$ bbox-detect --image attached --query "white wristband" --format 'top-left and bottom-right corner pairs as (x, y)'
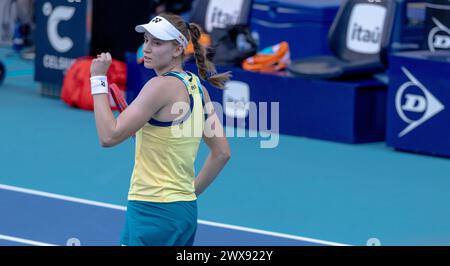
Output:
(90, 76), (108, 95)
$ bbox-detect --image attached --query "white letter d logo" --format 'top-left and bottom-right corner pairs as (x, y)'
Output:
(402, 94), (426, 113)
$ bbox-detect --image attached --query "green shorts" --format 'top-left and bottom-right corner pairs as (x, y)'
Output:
(120, 200), (197, 246)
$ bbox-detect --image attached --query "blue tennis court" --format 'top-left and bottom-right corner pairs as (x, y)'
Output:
(0, 184), (340, 246)
(2, 44), (450, 247)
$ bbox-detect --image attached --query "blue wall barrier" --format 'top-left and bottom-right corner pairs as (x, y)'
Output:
(126, 53), (387, 144)
(387, 50), (450, 157)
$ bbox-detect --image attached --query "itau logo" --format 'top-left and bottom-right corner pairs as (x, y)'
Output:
(43, 2), (75, 53)
(346, 3), (386, 54)
(395, 67), (445, 137)
(428, 17), (450, 51)
(205, 0), (243, 32)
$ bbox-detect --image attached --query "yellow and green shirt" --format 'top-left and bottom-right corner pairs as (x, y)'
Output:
(128, 71), (205, 203)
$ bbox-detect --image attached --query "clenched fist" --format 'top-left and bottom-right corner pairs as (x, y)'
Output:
(91, 52), (112, 76)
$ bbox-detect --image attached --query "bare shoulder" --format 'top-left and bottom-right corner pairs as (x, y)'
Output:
(139, 76), (177, 99)
(147, 75), (186, 93)
(130, 77), (173, 110)
(142, 76), (167, 92)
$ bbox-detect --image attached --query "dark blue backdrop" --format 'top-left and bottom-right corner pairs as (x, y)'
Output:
(387, 51), (450, 157)
(34, 0), (90, 85)
(125, 53), (387, 144)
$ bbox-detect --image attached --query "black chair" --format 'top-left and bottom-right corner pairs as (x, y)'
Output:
(287, 0), (397, 80)
(189, 0), (253, 33)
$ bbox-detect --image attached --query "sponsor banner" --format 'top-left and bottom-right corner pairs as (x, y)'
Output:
(35, 0), (90, 84)
(387, 52), (450, 157)
(205, 0), (244, 32)
(346, 3), (386, 54)
(425, 2), (450, 52)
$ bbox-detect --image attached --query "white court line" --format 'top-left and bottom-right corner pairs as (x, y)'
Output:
(0, 234), (57, 246)
(0, 184), (349, 246)
(0, 184), (126, 211)
(198, 220), (349, 246)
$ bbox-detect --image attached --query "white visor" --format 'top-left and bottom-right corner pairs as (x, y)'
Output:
(135, 16), (189, 49)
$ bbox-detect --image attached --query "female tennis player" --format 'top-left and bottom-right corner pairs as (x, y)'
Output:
(90, 13), (231, 246)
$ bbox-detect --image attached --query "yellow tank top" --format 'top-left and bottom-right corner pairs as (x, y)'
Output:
(128, 71), (205, 202)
